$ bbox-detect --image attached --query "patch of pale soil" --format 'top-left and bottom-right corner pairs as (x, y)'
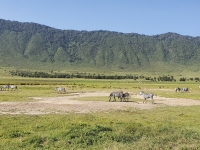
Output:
(0, 91), (200, 115)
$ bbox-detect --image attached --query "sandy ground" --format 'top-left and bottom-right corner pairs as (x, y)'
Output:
(1, 91), (200, 115)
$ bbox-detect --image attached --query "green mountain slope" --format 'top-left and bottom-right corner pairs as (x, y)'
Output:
(0, 19), (200, 73)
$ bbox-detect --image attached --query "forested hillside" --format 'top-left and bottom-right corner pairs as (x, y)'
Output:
(1, 19), (200, 72)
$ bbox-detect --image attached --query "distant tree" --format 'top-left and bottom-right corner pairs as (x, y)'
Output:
(180, 77), (186, 81)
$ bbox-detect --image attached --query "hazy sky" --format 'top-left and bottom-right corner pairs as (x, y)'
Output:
(0, 0), (199, 37)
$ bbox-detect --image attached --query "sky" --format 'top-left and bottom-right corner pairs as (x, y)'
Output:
(0, 0), (200, 37)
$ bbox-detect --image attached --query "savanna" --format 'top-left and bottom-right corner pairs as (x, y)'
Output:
(1, 77), (200, 149)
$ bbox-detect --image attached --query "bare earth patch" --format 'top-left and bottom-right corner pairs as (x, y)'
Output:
(1, 91), (200, 115)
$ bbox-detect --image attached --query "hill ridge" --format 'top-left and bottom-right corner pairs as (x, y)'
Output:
(0, 19), (200, 73)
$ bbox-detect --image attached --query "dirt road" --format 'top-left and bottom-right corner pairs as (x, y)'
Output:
(0, 91), (200, 115)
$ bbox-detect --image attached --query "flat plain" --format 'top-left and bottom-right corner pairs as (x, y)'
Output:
(1, 77), (200, 149)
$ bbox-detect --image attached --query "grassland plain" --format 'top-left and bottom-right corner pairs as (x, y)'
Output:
(1, 107), (200, 149)
(1, 77), (200, 149)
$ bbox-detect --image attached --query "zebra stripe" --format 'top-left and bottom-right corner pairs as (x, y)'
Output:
(55, 87), (66, 93)
(1, 85), (9, 91)
(140, 91), (154, 103)
(9, 85), (18, 91)
(109, 90), (123, 102)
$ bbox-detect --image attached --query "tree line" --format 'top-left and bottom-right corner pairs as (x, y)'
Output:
(10, 70), (197, 82)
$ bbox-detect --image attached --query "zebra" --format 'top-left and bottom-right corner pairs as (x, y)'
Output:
(108, 90), (123, 102)
(139, 91), (154, 103)
(9, 85), (18, 91)
(122, 92), (130, 102)
(1, 85), (9, 91)
(182, 87), (188, 92)
(175, 87), (188, 92)
(55, 87), (66, 93)
(175, 87), (181, 92)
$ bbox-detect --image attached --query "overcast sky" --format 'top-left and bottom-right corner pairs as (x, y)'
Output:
(0, 0), (199, 37)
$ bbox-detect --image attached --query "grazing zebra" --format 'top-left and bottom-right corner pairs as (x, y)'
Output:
(175, 87), (188, 92)
(55, 87), (66, 93)
(175, 87), (181, 92)
(139, 91), (154, 103)
(122, 92), (130, 102)
(182, 87), (188, 92)
(1, 85), (9, 91)
(9, 85), (18, 91)
(109, 91), (123, 102)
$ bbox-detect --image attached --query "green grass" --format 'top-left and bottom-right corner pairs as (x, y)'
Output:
(1, 77), (200, 149)
(1, 106), (200, 149)
(0, 85), (69, 102)
(1, 77), (200, 102)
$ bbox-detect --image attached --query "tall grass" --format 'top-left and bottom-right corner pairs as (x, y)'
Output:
(1, 106), (200, 149)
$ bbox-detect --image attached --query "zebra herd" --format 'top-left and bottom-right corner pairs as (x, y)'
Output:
(109, 86), (190, 104)
(108, 91), (130, 102)
(1, 84), (192, 104)
(175, 87), (189, 92)
(0, 84), (18, 91)
(0, 84), (154, 103)
(0, 85), (66, 93)
(108, 90), (155, 103)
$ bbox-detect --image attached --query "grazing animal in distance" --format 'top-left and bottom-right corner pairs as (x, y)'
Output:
(9, 85), (18, 91)
(175, 87), (181, 92)
(175, 87), (188, 92)
(139, 91), (154, 103)
(122, 92), (130, 102)
(55, 87), (66, 93)
(182, 87), (188, 92)
(1, 85), (9, 91)
(109, 90), (123, 102)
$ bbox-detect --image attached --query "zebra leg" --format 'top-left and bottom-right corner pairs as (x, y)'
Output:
(113, 96), (116, 102)
(123, 97), (126, 102)
(151, 98), (154, 103)
(109, 96), (111, 101)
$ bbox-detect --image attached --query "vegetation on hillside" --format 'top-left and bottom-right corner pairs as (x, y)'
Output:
(1, 19), (200, 72)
